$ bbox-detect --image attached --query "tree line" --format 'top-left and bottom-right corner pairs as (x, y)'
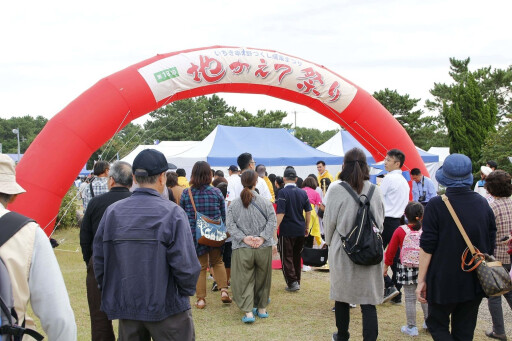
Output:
(1, 57), (511, 174)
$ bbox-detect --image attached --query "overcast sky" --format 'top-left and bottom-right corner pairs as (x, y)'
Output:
(1, 0), (510, 131)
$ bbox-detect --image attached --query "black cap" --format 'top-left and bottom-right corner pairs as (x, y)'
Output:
(132, 149), (168, 177)
(228, 165), (239, 172)
(284, 168), (297, 179)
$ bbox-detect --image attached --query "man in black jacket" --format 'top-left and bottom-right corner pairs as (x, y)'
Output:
(80, 160), (133, 341)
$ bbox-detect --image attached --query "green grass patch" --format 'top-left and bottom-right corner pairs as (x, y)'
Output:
(30, 228), (493, 340)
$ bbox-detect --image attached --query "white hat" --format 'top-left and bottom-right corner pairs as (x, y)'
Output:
(480, 166), (493, 177)
(0, 154), (26, 195)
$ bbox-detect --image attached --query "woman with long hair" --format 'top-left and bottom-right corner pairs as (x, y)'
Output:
(180, 161), (231, 309)
(323, 148), (385, 341)
(226, 170), (277, 323)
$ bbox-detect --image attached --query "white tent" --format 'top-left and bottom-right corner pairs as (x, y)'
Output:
(121, 141), (199, 165)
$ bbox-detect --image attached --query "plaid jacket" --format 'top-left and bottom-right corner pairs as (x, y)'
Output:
(82, 177), (109, 210)
(489, 196), (512, 264)
(180, 185), (226, 256)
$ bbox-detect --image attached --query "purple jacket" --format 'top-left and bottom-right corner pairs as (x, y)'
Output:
(93, 188), (200, 321)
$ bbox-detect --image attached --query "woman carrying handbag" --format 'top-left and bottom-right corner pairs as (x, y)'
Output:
(416, 154), (497, 340)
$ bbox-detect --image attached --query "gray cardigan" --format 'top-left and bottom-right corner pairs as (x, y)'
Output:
(323, 180), (385, 305)
(226, 191), (277, 250)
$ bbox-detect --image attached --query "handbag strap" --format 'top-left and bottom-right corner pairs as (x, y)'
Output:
(340, 182), (375, 204)
(187, 187), (197, 219)
(251, 201), (268, 222)
(441, 194), (477, 255)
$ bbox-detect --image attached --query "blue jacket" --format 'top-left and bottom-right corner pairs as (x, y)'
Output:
(93, 188), (201, 321)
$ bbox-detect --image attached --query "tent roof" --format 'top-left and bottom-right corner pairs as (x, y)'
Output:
(318, 131), (439, 163)
(427, 147), (450, 163)
(121, 141), (199, 165)
(170, 125), (343, 167)
(317, 131), (375, 163)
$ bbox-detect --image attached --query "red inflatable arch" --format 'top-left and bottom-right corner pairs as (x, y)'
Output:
(11, 46), (427, 235)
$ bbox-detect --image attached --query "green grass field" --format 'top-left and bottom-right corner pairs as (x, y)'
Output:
(34, 227), (500, 340)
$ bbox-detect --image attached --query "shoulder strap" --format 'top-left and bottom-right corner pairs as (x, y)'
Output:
(187, 187), (197, 219)
(89, 178), (95, 198)
(340, 182), (375, 203)
(251, 201), (268, 222)
(0, 212), (34, 248)
(441, 194), (477, 255)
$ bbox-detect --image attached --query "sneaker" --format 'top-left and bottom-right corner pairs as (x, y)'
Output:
(285, 281), (300, 292)
(391, 294), (402, 304)
(383, 286), (399, 303)
(485, 330), (508, 340)
(349, 303), (357, 308)
(302, 265), (311, 272)
(332, 306), (335, 312)
(423, 321), (428, 332)
(401, 326), (419, 336)
(332, 332), (338, 341)
(211, 281), (218, 292)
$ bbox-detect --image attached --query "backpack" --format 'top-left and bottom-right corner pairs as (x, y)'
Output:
(338, 182), (383, 266)
(0, 212), (44, 341)
(399, 225), (422, 268)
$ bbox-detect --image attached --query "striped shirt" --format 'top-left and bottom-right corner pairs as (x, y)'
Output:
(489, 196), (512, 264)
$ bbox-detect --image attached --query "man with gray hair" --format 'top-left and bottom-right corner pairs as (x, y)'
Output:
(94, 149), (200, 340)
(80, 160), (133, 341)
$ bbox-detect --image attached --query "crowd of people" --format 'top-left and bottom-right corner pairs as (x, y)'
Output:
(1, 146), (511, 341)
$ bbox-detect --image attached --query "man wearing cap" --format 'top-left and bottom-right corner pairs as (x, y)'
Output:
(276, 167), (312, 292)
(93, 149), (201, 340)
(80, 161), (133, 341)
(228, 165), (239, 177)
(474, 165), (493, 199)
(417, 153), (496, 340)
(0, 154), (76, 340)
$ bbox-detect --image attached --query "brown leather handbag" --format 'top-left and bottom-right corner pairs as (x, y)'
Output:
(442, 194), (512, 296)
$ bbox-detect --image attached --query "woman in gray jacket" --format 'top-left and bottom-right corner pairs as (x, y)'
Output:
(226, 170), (277, 323)
(324, 148), (385, 341)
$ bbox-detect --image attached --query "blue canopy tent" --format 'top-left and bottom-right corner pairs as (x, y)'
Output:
(169, 125), (344, 178)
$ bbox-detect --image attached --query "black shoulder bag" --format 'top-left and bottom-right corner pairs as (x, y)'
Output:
(338, 182), (383, 266)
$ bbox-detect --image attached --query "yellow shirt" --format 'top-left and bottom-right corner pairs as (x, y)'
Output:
(263, 176), (275, 202)
(304, 204), (323, 246)
(177, 176), (189, 188)
(318, 170), (334, 183)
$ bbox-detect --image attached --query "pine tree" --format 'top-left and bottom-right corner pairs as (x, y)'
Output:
(442, 74), (497, 171)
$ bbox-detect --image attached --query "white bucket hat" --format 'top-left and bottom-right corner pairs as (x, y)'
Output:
(0, 154), (26, 195)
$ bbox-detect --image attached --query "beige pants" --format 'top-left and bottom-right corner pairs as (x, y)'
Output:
(231, 246), (272, 313)
(196, 247), (227, 299)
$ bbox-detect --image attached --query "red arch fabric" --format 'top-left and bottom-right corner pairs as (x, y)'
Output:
(10, 46), (426, 235)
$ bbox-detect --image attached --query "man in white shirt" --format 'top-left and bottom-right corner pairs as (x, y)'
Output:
(226, 153), (271, 204)
(380, 149), (410, 303)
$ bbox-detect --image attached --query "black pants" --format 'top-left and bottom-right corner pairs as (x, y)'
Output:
(278, 235), (304, 286)
(382, 217), (402, 294)
(335, 301), (378, 341)
(427, 297), (483, 341)
(86, 259), (115, 341)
